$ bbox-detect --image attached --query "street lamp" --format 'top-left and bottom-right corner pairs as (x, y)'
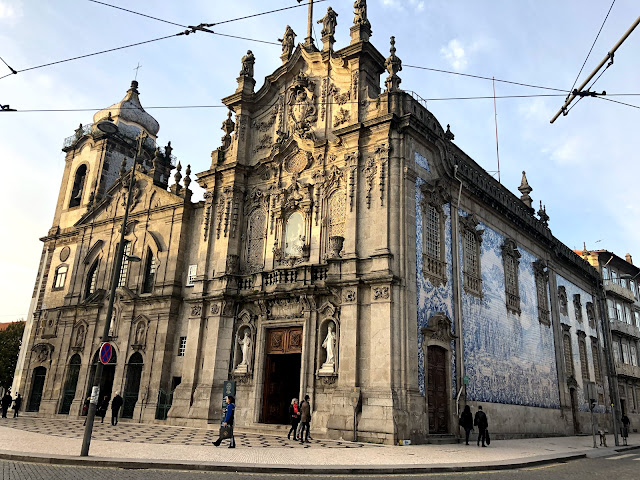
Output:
(80, 117), (147, 456)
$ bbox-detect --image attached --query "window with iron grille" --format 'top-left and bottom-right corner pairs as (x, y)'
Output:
(460, 214), (483, 297)
(502, 239), (521, 314)
(420, 181), (448, 286)
(578, 335), (589, 380)
(563, 334), (574, 377)
(533, 260), (550, 325)
(591, 343), (602, 383)
(178, 336), (187, 356)
(117, 242), (131, 287)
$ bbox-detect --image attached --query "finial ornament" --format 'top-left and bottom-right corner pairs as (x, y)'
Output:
(221, 110), (235, 149)
(444, 124), (455, 141)
(384, 36), (402, 92)
(537, 200), (549, 227)
(239, 50), (255, 78)
(279, 25), (296, 63)
(184, 164), (191, 190)
(174, 161), (182, 186)
(518, 170), (533, 208)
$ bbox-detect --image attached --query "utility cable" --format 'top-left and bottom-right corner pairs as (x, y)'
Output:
(0, 55), (17, 75)
(404, 64), (569, 93)
(87, 0), (187, 28)
(596, 96), (640, 110)
(568, 0), (616, 95)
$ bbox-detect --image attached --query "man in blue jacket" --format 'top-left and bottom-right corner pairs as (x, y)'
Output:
(213, 395), (236, 448)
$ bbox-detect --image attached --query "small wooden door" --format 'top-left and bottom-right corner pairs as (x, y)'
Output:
(427, 346), (448, 433)
(262, 327), (302, 424)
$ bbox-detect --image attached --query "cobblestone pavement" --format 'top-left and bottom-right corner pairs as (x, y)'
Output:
(1, 417), (375, 449)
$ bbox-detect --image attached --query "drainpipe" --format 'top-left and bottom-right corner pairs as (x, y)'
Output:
(452, 165), (465, 407)
(598, 280), (620, 446)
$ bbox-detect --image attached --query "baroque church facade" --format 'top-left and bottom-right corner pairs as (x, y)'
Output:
(13, 1), (614, 444)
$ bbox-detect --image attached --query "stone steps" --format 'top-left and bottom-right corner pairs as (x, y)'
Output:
(424, 434), (459, 445)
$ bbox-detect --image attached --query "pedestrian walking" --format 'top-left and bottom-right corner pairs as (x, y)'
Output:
(621, 413), (630, 446)
(213, 395), (236, 448)
(97, 395), (109, 423)
(473, 405), (488, 447)
(1, 391), (12, 418)
(299, 394), (311, 444)
(288, 398), (300, 440)
(459, 405), (474, 445)
(12, 394), (21, 418)
(111, 391), (123, 426)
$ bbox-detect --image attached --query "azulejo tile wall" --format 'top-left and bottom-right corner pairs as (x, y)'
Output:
(459, 215), (560, 409)
(415, 152), (455, 397)
(555, 275), (603, 413)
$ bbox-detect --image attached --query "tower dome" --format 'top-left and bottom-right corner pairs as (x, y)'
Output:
(93, 80), (160, 137)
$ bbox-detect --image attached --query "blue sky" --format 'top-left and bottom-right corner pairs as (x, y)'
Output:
(1, 0), (639, 322)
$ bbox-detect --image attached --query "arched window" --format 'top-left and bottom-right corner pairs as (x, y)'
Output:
(69, 164), (87, 208)
(142, 247), (156, 294)
(122, 352), (144, 418)
(117, 242), (131, 287)
(60, 354), (81, 414)
(284, 212), (305, 257)
(85, 259), (99, 298)
(53, 265), (68, 289)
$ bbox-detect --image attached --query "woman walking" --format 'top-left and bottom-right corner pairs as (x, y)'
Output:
(459, 405), (474, 445)
(213, 395), (236, 448)
(288, 398), (300, 440)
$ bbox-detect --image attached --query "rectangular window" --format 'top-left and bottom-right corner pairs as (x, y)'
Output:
(602, 266), (609, 280)
(625, 305), (632, 325)
(579, 339), (589, 380)
(635, 311), (640, 328)
(592, 344), (602, 383)
(461, 220), (483, 297)
(616, 303), (624, 322)
(117, 242), (131, 287)
(178, 336), (187, 356)
(563, 334), (574, 377)
(54, 265), (68, 289)
(608, 299), (616, 322)
(631, 343), (638, 367)
(613, 341), (620, 363)
(631, 280), (637, 299)
(186, 264), (197, 286)
(142, 251), (156, 294)
(425, 205), (441, 259)
(621, 341), (630, 364)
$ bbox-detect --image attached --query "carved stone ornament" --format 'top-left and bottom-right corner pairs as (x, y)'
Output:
(268, 298), (303, 319)
(421, 313), (456, 345)
(211, 303), (220, 315)
(190, 305), (203, 317)
(558, 286), (568, 316)
(72, 322), (87, 351)
(32, 343), (54, 363)
(287, 72), (318, 140)
(343, 289), (357, 304)
(284, 149), (312, 174)
(372, 285), (390, 300)
(328, 236), (344, 259)
(226, 254), (240, 275)
(278, 25), (296, 62)
(321, 375), (338, 385)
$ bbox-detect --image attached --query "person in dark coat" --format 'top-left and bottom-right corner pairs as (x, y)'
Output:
(1, 392), (12, 418)
(213, 395), (236, 448)
(299, 395), (311, 444)
(12, 394), (22, 418)
(459, 405), (474, 445)
(97, 395), (109, 423)
(288, 398), (300, 440)
(621, 414), (630, 446)
(111, 391), (123, 426)
(473, 405), (488, 447)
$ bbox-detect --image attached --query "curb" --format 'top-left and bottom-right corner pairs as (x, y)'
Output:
(0, 450), (587, 474)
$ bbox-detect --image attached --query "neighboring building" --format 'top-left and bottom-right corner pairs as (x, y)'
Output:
(578, 247), (640, 428)
(13, 2), (611, 443)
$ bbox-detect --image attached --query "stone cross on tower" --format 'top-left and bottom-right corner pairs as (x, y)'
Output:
(133, 63), (142, 80)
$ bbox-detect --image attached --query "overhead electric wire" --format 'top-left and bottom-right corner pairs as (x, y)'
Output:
(87, 0), (187, 28)
(0, 55), (17, 75)
(568, 0), (616, 95)
(404, 64), (569, 93)
(596, 96), (640, 110)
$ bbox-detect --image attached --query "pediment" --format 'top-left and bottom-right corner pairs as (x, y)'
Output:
(75, 173), (184, 226)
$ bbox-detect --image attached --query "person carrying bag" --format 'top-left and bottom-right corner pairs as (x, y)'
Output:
(213, 395), (236, 448)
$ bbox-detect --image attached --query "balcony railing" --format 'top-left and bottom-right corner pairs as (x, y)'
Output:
(610, 319), (640, 339)
(614, 361), (640, 380)
(236, 265), (330, 292)
(604, 280), (635, 302)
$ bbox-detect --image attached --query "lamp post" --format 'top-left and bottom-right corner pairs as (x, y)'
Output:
(80, 119), (146, 456)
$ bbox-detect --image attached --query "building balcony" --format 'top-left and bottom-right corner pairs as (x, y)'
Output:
(604, 280), (636, 302)
(234, 264), (330, 294)
(614, 361), (640, 380)
(610, 319), (640, 339)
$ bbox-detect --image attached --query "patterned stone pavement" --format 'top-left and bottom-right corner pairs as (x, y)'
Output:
(1, 417), (375, 449)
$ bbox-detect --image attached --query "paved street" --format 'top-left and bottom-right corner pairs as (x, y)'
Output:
(2, 454), (640, 479)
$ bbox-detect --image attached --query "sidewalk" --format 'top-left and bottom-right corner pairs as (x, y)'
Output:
(0, 417), (637, 473)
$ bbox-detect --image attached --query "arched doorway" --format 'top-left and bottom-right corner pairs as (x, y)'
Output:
(122, 352), (143, 419)
(86, 348), (117, 402)
(27, 366), (47, 412)
(59, 354), (81, 414)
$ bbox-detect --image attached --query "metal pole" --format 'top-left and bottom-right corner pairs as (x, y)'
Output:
(551, 15), (640, 123)
(591, 404), (597, 448)
(80, 132), (145, 456)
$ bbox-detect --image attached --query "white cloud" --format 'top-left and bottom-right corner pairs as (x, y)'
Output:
(549, 136), (586, 166)
(382, 0), (425, 12)
(440, 39), (468, 70)
(0, 1), (22, 20)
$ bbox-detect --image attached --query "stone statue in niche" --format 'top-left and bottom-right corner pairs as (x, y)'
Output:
(134, 322), (145, 345)
(319, 323), (336, 374)
(318, 7), (338, 37)
(74, 324), (85, 348)
(239, 50), (255, 78)
(235, 329), (252, 374)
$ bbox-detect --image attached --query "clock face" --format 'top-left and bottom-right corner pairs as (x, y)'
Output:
(60, 246), (70, 262)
